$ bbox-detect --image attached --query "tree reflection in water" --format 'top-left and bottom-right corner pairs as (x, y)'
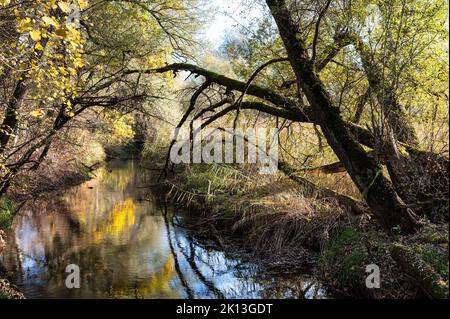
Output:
(1, 160), (326, 299)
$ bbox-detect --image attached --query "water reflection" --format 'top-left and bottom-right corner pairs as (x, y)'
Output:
(1, 160), (326, 299)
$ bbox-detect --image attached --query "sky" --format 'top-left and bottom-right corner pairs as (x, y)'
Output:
(199, 0), (265, 50)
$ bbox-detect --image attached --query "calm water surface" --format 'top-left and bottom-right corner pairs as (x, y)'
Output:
(1, 160), (325, 299)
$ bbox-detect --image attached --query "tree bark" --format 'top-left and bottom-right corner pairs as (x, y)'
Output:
(1, 38), (49, 155)
(0, 78), (27, 154)
(154, 65), (378, 149)
(350, 33), (419, 147)
(266, 0), (420, 233)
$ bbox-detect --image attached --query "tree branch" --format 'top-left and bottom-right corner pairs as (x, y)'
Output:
(311, 0), (332, 64)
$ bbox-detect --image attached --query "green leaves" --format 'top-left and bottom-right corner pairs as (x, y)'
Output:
(29, 109), (45, 118)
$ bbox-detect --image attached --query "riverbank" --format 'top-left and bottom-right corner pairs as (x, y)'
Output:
(0, 229), (24, 299)
(164, 163), (449, 299)
(0, 171), (95, 299)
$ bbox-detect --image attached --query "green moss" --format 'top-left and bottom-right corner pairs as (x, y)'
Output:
(406, 225), (449, 281)
(319, 227), (395, 294)
(320, 228), (371, 286)
(413, 244), (449, 281)
(390, 244), (448, 299)
(0, 197), (14, 230)
(0, 291), (10, 299)
(416, 226), (448, 244)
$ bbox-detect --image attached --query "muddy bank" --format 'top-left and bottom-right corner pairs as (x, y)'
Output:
(0, 231), (24, 299)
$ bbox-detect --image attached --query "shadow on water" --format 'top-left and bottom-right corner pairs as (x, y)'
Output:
(0, 160), (327, 299)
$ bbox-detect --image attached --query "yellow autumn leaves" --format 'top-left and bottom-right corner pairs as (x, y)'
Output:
(35, 42), (44, 50)
(28, 26), (44, 50)
(57, 0), (89, 13)
(29, 110), (45, 118)
(57, 0), (70, 12)
(12, 1), (89, 119)
(29, 30), (42, 41)
(111, 115), (135, 142)
(42, 16), (59, 28)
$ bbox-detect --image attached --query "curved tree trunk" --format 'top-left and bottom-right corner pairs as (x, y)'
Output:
(349, 33), (448, 214)
(266, 0), (420, 233)
(0, 78), (27, 154)
(351, 34), (419, 147)
(1, 38), (49, 156)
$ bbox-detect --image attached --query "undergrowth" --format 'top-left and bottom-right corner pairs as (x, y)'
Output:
(319, 224), (449, 298)
(167, 161), (449, 299)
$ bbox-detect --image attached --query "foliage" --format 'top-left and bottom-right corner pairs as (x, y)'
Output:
(1, 1), (87, 111)
(0, 197), (14, 230)
(1, 0), (199, 194)
(320, 228), (373, 287)
(0, 0), (448, 299)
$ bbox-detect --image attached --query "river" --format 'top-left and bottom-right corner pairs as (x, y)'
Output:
(1, 160), (326, 299)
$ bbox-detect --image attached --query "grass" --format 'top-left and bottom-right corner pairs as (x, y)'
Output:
(417, 245), (449, 280)
(319, 228), (373, 290)
(169, 163), (353, 254)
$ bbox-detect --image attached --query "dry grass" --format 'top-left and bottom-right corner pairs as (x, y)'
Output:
(232, 191), (352, 253)
(308, 172), (361, 199)
(172, 167), (360, 254)
(169, 162), (367, 255)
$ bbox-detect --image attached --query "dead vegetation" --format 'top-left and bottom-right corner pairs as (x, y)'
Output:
(163, 161), (448, 299)
(231, 185), (351, 253)
(8, 130), (105, 201)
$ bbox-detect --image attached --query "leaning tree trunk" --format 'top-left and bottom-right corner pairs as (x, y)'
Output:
(351, 33), (448, 217)
(0, 78), (27, 154)
(352, 34), (419, 147)
(266, 0), (420, 233)
(0, 38), (49, 155)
